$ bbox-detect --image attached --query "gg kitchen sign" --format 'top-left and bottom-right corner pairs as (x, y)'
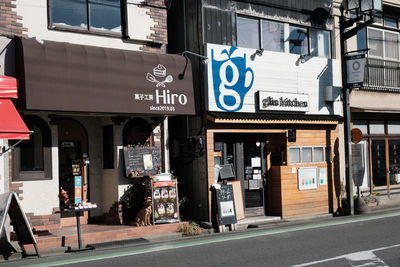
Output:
(206, 43), (327, 113)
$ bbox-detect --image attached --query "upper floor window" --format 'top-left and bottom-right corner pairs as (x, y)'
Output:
(367, 28), (399, 60)
(237, 16), (331, 58)
(237, 16), (260, 49)
(50, 0), (121, 34)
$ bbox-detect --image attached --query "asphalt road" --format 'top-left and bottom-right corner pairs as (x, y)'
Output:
(3, 210), (400, 267)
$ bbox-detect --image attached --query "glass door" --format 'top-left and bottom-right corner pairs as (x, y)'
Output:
(389, 140), (400, 185)
(371, 140), (387, 186)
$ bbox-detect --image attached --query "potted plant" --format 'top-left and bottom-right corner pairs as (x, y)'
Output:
(361, 191), (380, 207)
(390, 165), (400, 184)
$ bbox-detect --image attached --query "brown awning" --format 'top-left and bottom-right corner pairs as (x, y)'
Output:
(16, 38), (195, 115)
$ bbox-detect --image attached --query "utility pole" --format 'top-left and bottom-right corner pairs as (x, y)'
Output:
(338, 0), (380, 215)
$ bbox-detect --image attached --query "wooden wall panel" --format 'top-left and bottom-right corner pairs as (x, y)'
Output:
(206, 131), (215, 222)
(282, 126), (340, 219)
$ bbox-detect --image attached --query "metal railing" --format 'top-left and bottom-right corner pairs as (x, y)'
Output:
(363, 57), (400, 91)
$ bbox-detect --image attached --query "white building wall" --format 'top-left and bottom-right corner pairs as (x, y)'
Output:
(14, 116), (59, 215)
(15, 0), (156, 51)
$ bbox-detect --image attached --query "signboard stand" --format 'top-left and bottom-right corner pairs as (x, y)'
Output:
(212, 183), (237, 232)
(0, 192), (39, 258)
(152, 180), (180, 224)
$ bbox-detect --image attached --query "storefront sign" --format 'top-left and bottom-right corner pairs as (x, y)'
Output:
(298, 167), (318, 190)
(18, 38), (195, 115)
(206, 43), (340, 114)
(74, 176), (82, 204)
(258, 92), (309, 112)
(152, 180), (179, 224)
(346, 54), (366, 88)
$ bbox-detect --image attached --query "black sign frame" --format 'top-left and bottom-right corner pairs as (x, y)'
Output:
(215, 184), (237, 226)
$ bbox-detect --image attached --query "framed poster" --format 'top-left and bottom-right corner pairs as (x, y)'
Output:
(319, 168), (327, 185)
(298, 167), (318, 190)
(152, 180), (179, 224)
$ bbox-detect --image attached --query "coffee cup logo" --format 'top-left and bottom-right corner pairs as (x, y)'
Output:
(211, 47), (254, 111)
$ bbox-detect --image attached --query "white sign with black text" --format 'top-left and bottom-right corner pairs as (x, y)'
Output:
(346, 54), (366, 88)
(258, 91), (309, 112)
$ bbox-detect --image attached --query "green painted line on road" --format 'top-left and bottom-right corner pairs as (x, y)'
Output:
(23, 210), (400, 267)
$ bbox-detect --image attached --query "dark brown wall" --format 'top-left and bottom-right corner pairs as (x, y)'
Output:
(0, 0), (26, 37)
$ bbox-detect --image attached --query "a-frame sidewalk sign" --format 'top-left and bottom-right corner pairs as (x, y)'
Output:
(0, 192), (39, 258)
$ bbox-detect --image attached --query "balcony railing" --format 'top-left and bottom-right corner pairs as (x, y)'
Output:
(363, 57), (400, 91)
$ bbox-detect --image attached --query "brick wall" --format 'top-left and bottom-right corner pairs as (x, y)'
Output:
(141, 0), (168, 53)
(0, 0), (27, 37)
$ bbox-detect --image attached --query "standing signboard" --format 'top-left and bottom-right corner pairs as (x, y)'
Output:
(0, 192), (39, 257)
(214, 184), (237, 227)
(152, 180), (179, 224)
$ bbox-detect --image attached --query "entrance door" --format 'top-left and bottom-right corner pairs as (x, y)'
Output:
(57, 119), (88, 212)
(242, 139), (267, 217)
(59, 140), (82, 204)
(215, 134), (267, 216)
(371, 140), (387, 187)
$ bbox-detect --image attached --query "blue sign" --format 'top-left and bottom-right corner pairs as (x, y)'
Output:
(75, 176), (82, 204)
(211, 46), (254, 112)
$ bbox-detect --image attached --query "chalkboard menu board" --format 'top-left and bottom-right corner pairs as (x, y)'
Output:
(215, 184), (237, 226)
(152, 180), (179, 224)
(123, 146), (161, 177)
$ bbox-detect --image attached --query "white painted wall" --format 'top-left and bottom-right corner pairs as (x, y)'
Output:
(206, 43), (342, 115)
(127, 0), (154, 41)
(15, 0), (150, 51)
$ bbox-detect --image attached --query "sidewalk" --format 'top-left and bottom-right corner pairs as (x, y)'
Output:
(2, 198), (400, 262)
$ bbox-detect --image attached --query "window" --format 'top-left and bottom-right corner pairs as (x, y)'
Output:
(237, 16), (260, 49)
(310, 29), (331, 57)
(314, 147), (324, 162)
(13, 116), (52, 181)
(289, 25), (308, 55)
(370, 120), (385, 134)
(123, 118), (153, 147)
(368, 28), (384, 57)
(384, 16), (398, 28)
(289, 147), (327, 164)
(50, 0), (121, 34)
(289, 148), (301, 163)
(103, 125), (114, 169)
(262, 20), (284, 52)
(237, 16), (330, 58)
(301, 147), (312, 163)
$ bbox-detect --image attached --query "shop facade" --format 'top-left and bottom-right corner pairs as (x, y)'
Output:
(168, 0), (345, 221)
(204, 44), (342, 219)
(335, 0), (400, 200)
(8, 36), (194, 228)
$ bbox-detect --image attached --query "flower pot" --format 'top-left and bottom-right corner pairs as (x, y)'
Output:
(390, 174), (400, 184)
